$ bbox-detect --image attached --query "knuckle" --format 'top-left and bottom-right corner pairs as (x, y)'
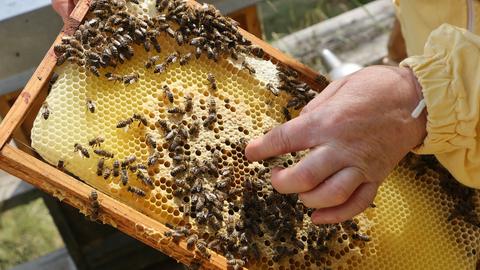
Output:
(330, 181), (350, 205)
(271, 127), (292, 153)
(296, 166), (318, 190)
(298, 193), (316, 209)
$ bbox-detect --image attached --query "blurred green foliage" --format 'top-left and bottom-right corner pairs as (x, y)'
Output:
(0, 199), (63, 270)
(259, 0), (375, 41)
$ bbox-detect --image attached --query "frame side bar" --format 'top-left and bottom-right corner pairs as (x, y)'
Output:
(0, 145), (228, 269)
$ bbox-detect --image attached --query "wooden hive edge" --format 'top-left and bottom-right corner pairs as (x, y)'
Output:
(0, 144), (228, 269)
(0, 0), (330, 268)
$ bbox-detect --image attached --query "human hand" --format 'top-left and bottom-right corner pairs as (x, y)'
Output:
(51, 0), (78, 23)
(246, 66), (427, 224)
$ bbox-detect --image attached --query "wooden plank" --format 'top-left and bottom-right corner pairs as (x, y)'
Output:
(0, 145), (229, 270)
(229, 5), (262, 38)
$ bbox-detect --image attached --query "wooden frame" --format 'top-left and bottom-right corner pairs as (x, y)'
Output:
(0, 1), (328, 269)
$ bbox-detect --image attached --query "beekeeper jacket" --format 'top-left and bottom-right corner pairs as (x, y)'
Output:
(394, 0), (480, 188)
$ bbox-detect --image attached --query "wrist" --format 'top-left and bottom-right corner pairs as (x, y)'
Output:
(402, 67), (427, 148)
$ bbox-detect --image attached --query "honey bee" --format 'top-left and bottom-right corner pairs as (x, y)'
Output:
(88, 136), (105, 147)
(153, 63), (167, 74)
(74, 143), (90, 158)
(171, 164), (187, 176)
(292, 239), (305, 250)
(282, 107), (292, 121)
(186, 234), (198, 249)
(168, 107), (185, 115)
(208, 216), (222, 230)
(207, 239), (222, 251)
(195, 47), (202, 59)
(127, 186), (146, 197)
(208, 98), (217, 114)
(175, 31), (184, 45)
(207, 73), (217, 90)
(242, 61), (256, 75)
(90, 190), (100, 221)
(54, 44), (67, 55)
(103, 168), (112, 179)
(203, 114), (217, 128)
(41, 102), (50, 120)
(166, 27), (176, 38)
(266, 83), (280, 96)
(136, 170), (154, 188)
(57, 160), (66, 171)
(56, 53), (68, 66)
(195, 239), (211, 259)
(117, 118), (133, 129)
(145, 133), (157, 149)
(48, 73), (59, 91)
(190, 37), (206, 47)
(206, 46), (216, 60)
(112, 160), (120, 177)
(352, 233), (370, 242)
(94, 149), (114, 158)
(227, 259), (245, 270)
(145, 55), (160, 69)
(165, 129), (177, 141)
(150, 36), (162, 53)
(191, 194), (205, 212)
(184, 94), (193, 113)
(68, 56), (86, 66)
(163, 85), (174, 103)
(177, 125), (189, 139)
(174, 178), (191, 190)
(147, 152), (160, 167)
(85, 99), (96, 113)
(172, 153), (184, 164)
(132, 113), (148, 126)
(123, 72), (140, 85)
(164, 229), (186, 244)
(191, 178), (204, 194)
(165, 52), (179, 65)
(121, 167), (128, 185)
(250, 45), (265, 58)
(179, 52), (192, 66)
(121, 155), (136, 167)
(96, 158), (105, 176)
(188, 121), (200, 137)
(105, 72), (123, 83)
(88, 65), (101, 77)
(157, 119), (170, 134)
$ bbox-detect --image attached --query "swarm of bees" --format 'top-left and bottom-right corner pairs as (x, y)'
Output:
(43, 0), (377, 269)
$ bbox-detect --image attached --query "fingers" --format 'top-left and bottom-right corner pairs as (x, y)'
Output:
(51, 0), (76, 22)
(301, 78), (348, 115)
(310, 182), (378, 224)
(299, 167), (365, 208)
(270, 146), (345, 194)
(246, 113), (318, 161)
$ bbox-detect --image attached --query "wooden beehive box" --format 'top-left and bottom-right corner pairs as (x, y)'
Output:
(0, 1), (329, 269)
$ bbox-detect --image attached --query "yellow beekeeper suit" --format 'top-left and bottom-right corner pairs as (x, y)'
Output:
(394, 0), (480, 188)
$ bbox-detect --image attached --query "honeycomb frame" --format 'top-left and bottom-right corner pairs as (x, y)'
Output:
(0, 0), (329, 269)
(4, 1), (480, 269)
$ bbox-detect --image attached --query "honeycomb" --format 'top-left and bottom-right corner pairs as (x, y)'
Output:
(29, 0), (480, 269)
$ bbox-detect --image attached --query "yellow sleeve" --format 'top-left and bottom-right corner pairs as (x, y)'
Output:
(401, 23), (480, 189)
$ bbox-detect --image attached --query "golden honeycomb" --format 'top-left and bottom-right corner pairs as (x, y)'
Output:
(30, 0), (480, 269)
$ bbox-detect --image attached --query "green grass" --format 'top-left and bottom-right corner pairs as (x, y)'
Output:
(0, 198), (64, 270)
(259, 0), (375, 41)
